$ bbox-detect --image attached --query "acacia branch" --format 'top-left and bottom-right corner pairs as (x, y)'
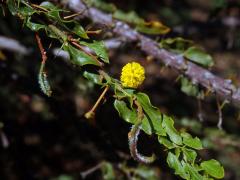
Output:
(63, 0), (240, 106)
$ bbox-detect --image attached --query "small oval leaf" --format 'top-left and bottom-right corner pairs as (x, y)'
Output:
(181, 132), (203, 150)
(80, 41), (109, 63)
(114, 100), (152, 135)
(162, 116), (182, 145)
(63, 44), (100, 66)
(184, 46), (214, 67)
(200, 159), (224, 179)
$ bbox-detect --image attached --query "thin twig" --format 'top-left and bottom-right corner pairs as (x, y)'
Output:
(86, 29), (102, 34)
(85, 86), (109, 119)
(80, 162), (104, 179)
(63, 10), (86, 19)
(216, 96), (223, 130)
(31, 3), (48, 12)
(35, 33), (47, 64)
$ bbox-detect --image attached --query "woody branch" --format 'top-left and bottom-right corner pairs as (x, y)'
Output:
(62, 0), (240, 106)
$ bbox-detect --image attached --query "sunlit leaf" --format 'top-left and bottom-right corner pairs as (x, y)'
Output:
(135, 92), (166, 136)
(201, 159), (224, 179)
(114, 100), (137, 124)
(182, 148), (197, 163)
(181, 132), (203, 150)
(158, 136), (175, 149)
(162, 116), (182, 145)
(183, 162), (203, 180)
(167, 152), (189, 179)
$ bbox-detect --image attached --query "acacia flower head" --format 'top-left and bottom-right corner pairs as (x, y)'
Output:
(120, 62), (145, 88)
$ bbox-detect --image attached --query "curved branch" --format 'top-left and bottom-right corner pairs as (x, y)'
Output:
(64, 0), (240, 106)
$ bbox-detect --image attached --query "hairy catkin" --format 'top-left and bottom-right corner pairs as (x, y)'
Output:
(128, 123), (156, 164)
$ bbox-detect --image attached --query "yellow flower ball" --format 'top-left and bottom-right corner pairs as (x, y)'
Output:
(120, 62), (145, 88)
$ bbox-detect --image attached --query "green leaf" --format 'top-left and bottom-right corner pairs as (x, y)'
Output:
(162, 116), (182, 145)
(134, 165), (159, 179)
(83, 71), (103, 85)
(80, 41), (109, 63)
(114, 87), (135, 99)
(86, 0), (116, 13)
(180, 77), (200, 97)
(181, 132), (203, 150)
(113, 10), (144, 25)
(159, 37), (193, 53)
(200, 159), (224, 179)
(114, 100), (136, 123)
(167, 152), (189, 179)
(184, 46), (214, 67)
(114, 100), (152, 135)
(40, 1), (69, 23)
(135, 92), (166, 136)
(38, 63), (52, 97)
(63, 44), (100, 66)
(182, 148), (197, 164)
(26, 18), (46, 31)
(72, 24), (89, 39)
(47, 25), (68, 42)
(141, 116), (152, 135)
(136, 21), (170, 35)
(18, 6), (36, 17)
(183, 162), (203, 180)
(47, 10), (64, 22)
(7, 0), (18, 15)
(101, 162), (116, 180)
(158, 136), (175, 149)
